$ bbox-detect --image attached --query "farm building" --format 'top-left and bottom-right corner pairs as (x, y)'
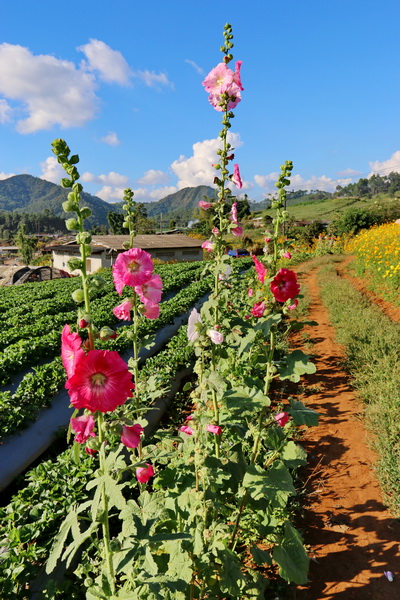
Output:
(50, 234), (204, 275)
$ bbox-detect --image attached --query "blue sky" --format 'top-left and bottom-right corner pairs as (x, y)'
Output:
(1, 0), (400, 204)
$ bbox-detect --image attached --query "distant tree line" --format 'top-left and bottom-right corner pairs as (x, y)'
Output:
(0, 209), (67, 241)
(335, 172), (400, 197)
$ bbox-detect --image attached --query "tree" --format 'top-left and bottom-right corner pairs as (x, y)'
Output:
(107, 212), (125, 234)
(15, 224), (37, 265)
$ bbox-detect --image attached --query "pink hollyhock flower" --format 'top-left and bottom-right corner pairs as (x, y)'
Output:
(136, 463), (154, 483)
(206, 424), (222, 435)
(66, 350), (134, 413)
(142, 301), (160, 320)
(70, 414), (95, 444)
(208, 329), (224, 344)
(112, 248), (154, 295)
(85, 446), (98, 457)
(202, 240), (214, 253)
(232, 164), (243, 189)
(208, 88), (241, 112)
(251, 301), (266, 318)
(121, 423), (143, 448)
(283, 251), (292, 259)
(135, 273), (163, 305)
(198, 200), (213, 210)
(180, 425), (194, 435)
(202, 62), (235, 94)
(274, 412), (290, 427)
(270, 268), (300, 303)
(252, 255), (268, 284)
(233, 60), (244, 91)
(212, 227), (220, 235)
(288, 299), (299, 311)
(61, 324), (84, 378)
(231, 225), (243, 237)
(113, 300), (133, 321)
(229, 202), (238, 223)
(248, 288), (253, 297)
(187, 308), (202, 342)
(186, 414), (194, 421)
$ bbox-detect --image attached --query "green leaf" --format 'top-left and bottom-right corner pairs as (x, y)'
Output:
(104, 474), (128, 511)
(207, 370), (225, 394)
(281, 441), (307, 468)
(237, 329), (257, 356)
(222, 386), (270, 419)
(254, 313), (282, 336)
(144, 547), (159, 576)
(288, 399), (319, 426)
(279, 350), (316, 382)
(250, 544), (272, 566)
(272, 521), (309, 584)
(243, 462), (295, 508)
(45, 509), (79, 573)
(290, 319), (318, 331)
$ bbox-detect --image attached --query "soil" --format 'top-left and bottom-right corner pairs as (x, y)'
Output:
(291, 258), (400, 600)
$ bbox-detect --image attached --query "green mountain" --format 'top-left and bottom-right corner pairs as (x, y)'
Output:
(0, 174), (119, 227)
(144, 185), (216, 221)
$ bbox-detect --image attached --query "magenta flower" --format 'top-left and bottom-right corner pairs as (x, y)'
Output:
(70, 414), (96, 444)
(206, 424), (222, 435)
(61, 324), (84, 378)
(251, 301), (266, 318)
(274, 412), (290, 427)
(186, 414), (194, 421)
(198, 200), (213, 210)
(136, 463), (154, 483)
(121, 423), (143, 448)
(187, 308), (202, 342)
(248, 288), (253, 297)
(202, 240), (214, 253)
(252, 255), (268, 284)
(142, 301), (160, 320)
(233, 60), (244, 91)
(135, 273), (163, 305)
(229, 202), (238, 223)
(180, 425), (194, 435)
(231, 225), (243, 237)
(283, 251), (292, 259)
(270, 269), (300, 303)
(112, 248), (154, 295)
(232, 164), (243, 189)
(212, 227), (220, 235)
(66, 350), (134, 413)
(288, 299), (299, 311)
(113, 300), (133, 321)
(208, 329), (224, 344)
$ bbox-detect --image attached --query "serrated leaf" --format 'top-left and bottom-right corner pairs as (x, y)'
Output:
(222, 386), (270, 419)
(104, 474), (128, 511)
(288, 399), (319, 426)
(144, 547), (159, 576)
(272, 521), (309, 584)
(250, 544), (272, 566)
(237, 329), (257, 356)
(279, 350), (316, 382)
(243, 462), (295, 507)
(254, 313), (282, 336)
(281, 441), (307, 467)
(207, 370), (225, 394)
(45, 509), (79, 574)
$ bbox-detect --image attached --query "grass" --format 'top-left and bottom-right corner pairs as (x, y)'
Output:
(317, 258), (400, 516)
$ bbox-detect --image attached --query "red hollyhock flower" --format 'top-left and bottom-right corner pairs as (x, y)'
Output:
(121, 424), (143, 448)
(270, 268), (300, 303)
(70, 414), (96, 444)
(136, 463), (154, 483)
(66, 350), (134, 413)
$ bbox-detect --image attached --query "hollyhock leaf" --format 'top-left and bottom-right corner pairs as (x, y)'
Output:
(288, 399), (319, 426)
(272, 522), (309, 585)
(243, 463), (295, 507)
(224, 442), (247, 486)
(281, 441), (307, 468)
(251, 545), (272, 566)
(279, 350), (316, 382)
(207, 371), (226, 394)
(238, 329), (257, 356)
(254, 313), (282, 336)
(264, 426), (286, 451)
(46, 509), (80, 574)
(104, 474), (128, 510)
(290, 319), (318, 332)
(222, 386), (270, 418)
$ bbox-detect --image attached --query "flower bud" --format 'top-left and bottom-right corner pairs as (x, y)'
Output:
(76, 232), (92, 245)
(80, 207), (92, 219)
(78, 314), (91, 328)
(72, 289), (85, 303)
(66, 218), (79, 231)
(67, 257), (83, 271)
(99, 326), (118, 340)
(62, 198), (77, 213)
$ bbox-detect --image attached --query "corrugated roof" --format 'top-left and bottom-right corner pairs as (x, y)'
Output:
(90, 234), (204, 250)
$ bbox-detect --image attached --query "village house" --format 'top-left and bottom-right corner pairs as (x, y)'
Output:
(50, 234), (204, 275)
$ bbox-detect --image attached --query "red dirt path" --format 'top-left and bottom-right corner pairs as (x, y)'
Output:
(292, 261), (400, 600)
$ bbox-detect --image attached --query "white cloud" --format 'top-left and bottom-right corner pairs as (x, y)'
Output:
(0, 171), (15, 180)
(0, 98), (12, 123)
(40, 156), (65, 184)
(133, 70), (172, 89)
(369, 150), (400, 177)
(185, 59), (204, 75)
(254, 172), (353, 194)
(133, 185), (178, 201)
(100, 131), (121, 146)
(0, 43), (98, 133)
(171, 132), (243, 189)
(78, 39), (132, 85)
(337, 168), (362, 177)
(81, 171), (129, 187)
(137, 169), (170, 185)
(95, 186), (126, 202)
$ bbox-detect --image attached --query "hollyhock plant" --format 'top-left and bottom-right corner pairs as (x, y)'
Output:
(283, 251), (292, 259)
(232, 164), (243, 189)
(142, 301), (160, 320)
(121, 423), (143, 448)
(212, 227), (220, 235)
(202, 240), (214, 253)
(219, 264), (232, 281)
(208, 329), (224, 344)
(198, 200), (214, 210)
(135, 273), (163, 305)
(233, 60), (244, 91)
(113, 248), (154, 295)
(61, 324), (84, 378)
(251, 301), (266, 318)
(70, 414), (96, 444)
(248, 288), (253, 297)
(113, 300), (133, 321)
(252, 255), (267, 284)
(274, 412), (290, 427)
(202, 62), (236, 94)
(136, 463), (154, 483)
(229, 202), (238, 223)
(288, 299), (299, 311)
(206, 424), (222, 435)
(270, 268), (300, 303)
(187, 308), (202, 342)
(231, 224), (243, 237)
(180, 425), (194, 435)
(66, 349), (134, 413)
